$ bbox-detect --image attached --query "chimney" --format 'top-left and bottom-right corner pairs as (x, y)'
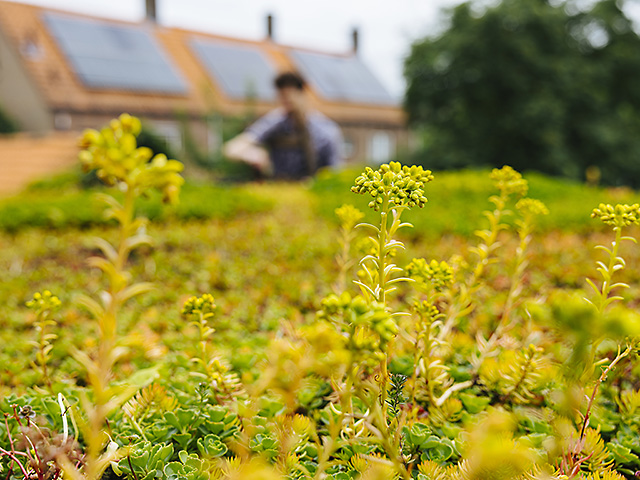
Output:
(145, 0), (157, 23)
(267, 14), (274, 40)
(352, 27), (359, 55)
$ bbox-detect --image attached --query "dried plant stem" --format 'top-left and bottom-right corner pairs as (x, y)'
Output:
(579, 344), (631, 443)
(0, 447), (29, 478)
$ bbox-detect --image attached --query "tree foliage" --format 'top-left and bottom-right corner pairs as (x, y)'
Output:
(0, 103), (19, 134)
(404, 0), (640, 187)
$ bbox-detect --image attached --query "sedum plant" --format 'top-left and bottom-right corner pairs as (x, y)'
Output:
(181, 294), (243, 403)
(442, 168), (549, 377)
(182, 294), (218, 381)
(9, 159), (640, 479)
(351, 161), (433, 305)
(333, 204), (365, 293)
(59, 114), (184, 480)
(26, 290), (61, 390)
(568, 203), (640, 466)
(351, 163), (433, 400)
(403, 258), (478, 421)
(499, 197), (549, 331)
(588, 203), (640, 313)
(470, 165), (528, 283)
(437, 165), (530, 343)
(285, 162), (435, 480)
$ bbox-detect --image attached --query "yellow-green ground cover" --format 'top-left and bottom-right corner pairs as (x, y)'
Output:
(2, 151), (640, 479)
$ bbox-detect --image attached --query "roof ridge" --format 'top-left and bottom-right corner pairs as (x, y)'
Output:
(0, 0), (402, 124)
(0, 0), (355, 58)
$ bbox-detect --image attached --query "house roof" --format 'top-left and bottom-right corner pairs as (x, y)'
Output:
(0, 1), (405, 126)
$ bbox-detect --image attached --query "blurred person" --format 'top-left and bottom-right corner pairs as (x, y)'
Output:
(223, 71), (343, 179)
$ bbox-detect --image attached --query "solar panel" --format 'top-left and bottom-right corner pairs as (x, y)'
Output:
(43, 13), (188, 94)
(190, 38), (276, 102)
(290, 50), (396, 105)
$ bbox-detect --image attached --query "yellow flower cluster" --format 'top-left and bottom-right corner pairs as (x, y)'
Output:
(334, 204), (365, 229)
(181, 293), (217, 319)
(351, 161), (434, 211)
(413, 299), (441, 321)
(78, 113), (184, 204)
(490, 165), (528, 197)
(516, 198), (549, 217)
(26, 290), (61, 312)
(318, 292), (398, 360)
(591, 203), (640, 228)
(406, 258), (454, 292)
(300, 322), (350, 377)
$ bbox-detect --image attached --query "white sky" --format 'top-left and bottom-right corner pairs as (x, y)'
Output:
(6, 0), (466, 98)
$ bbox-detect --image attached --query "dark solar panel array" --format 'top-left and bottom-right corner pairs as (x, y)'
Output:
(43, 13), (188, 94)
(191, 38), (276, 102)
(290, 50), (396, 105)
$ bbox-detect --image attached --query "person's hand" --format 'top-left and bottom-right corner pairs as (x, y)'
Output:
(223, 133), (272, 176)
(244, 148), (272, 175)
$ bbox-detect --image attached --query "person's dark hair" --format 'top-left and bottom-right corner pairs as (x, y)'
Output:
(274, 71), (306, 91)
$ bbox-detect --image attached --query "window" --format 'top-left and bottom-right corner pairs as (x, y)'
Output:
(368, 131), (395, 164)
(207, 116), (223, 155)
(54, 113), (72, 130)
(342, 135), (355, 159)
(151, 121), (182, 152)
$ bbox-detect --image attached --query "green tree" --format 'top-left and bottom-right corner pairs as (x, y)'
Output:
(0, 103), (18, 134)
(404, 0), (640, 187)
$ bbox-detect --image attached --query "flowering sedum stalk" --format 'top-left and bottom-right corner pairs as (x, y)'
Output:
(497, 197), (548, 335)
(333, 204), (365, 293)
(351, 162), (433, 400)
(470, 165), (528, 282)
(568, 203), (640, 458)
(181, 294), (241, 402)
(439, 166), (528, 343)
(182, 294), (217, 378)
(60, 114), (184, 480)
(26, 290), (61, 390)
(351, 161), (433, 305)
(405, 259), (458, 412)
(348, 162), (433, 479)
(588, 203), (640, 313)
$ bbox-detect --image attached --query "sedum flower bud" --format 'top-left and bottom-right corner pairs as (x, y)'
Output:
(413, 300), (440, 320)
(516, 198), (549, 217)
(182, 293), (217, 320)
(316, 293), (398, 363)
(406, 258), (453, 292)
(490, 165), (528, 197)
(26, 290), (62, 312)
(78, 114), (184, 202)
(591, 203), (640, 229)
(351, 161), (434, 211)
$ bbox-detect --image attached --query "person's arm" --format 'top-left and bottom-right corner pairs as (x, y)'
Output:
(223, 110), (283, 175)
(223, 132), (271, 174)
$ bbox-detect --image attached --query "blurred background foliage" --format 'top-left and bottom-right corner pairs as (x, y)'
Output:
(404, 0), (640, 187)
(311, 167), (640, 239)
(3, 167), (639, 238)
(0, 102), (19, 134)
(0, 170), (272, 232)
